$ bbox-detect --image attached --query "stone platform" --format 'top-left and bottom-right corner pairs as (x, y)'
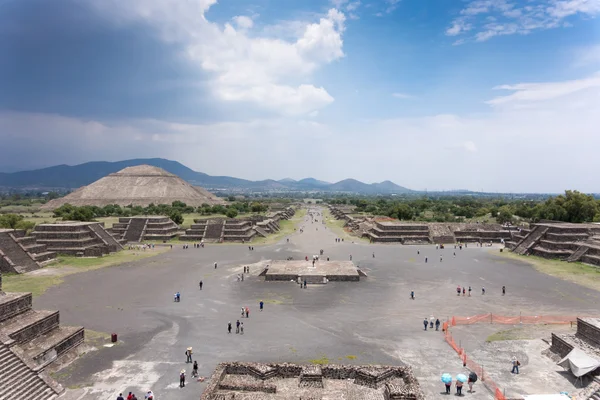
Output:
(262, 260), (363, 282)
(201, 362), (424, 400)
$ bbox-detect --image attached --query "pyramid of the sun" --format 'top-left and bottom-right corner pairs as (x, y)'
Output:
(41, 165), (225, 209)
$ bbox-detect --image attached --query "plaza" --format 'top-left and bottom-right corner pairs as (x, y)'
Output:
(29, 207), (600, 400)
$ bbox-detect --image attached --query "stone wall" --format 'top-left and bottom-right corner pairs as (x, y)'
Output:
(550, 333), (574, 358)
(0, 293), (32, 323)
(577, 318), (600, 347)
(9, 311), (60, 345)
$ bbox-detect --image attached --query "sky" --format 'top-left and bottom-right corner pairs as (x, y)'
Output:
(0, 0), (599, 192)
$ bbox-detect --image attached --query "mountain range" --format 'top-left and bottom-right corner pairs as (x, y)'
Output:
(0, 158), (413, 194)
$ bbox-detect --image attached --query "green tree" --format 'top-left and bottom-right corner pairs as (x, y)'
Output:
(226, 208), (239, 218)
(0, 214), (24, 229)
(169, 210), (184, 225)
(496, 205), (514, 224)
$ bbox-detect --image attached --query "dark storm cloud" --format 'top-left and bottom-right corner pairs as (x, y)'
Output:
(0, 0), (223, 122)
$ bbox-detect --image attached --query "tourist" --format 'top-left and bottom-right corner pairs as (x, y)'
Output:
(241, 307), (245, 317)
(236, 320), (240, 334)
(176, 292), (181, 302)
(453, 252), (456, 257)
(199, 280), (203, 290)
(260, 300), (264, 311)
(372, 252), (375, 258)
(349, 255), (352, 260)
(456, 286), (461, 296)
(185, 348), (193, 363)
(444, 379), (452, 395)
(410, 291), (415, 300)
(482, 287), (485, 295)
(117, 394), (124, 400)
(435, 318), (440, 331)
(456, 379), (463, 395)
(468, 372), (477, 392)
(502, 285), (506, 295)
(417, 250), (420, 255)
(462, 287), (465, 296)
(180, 370), (186, 387)
(192, 361), (199, 378)
(240, 322), (244, 334)
(511, 358), (520, 374)
(145, 391), (154, 400)
(423, 318), (428, 331)
(304, 279), (307, 288)
(214, 262), (218, 269)
(228, 321), (232, 333)
(440, 256), (443, 262)
(468, 286), (472, 296)
(436, 244), (439, 250)
(245, 307), (249, 318)
(429, 316), (434, 329)
(425, 257), (428, 263)
(127, 392), (133, 400)
(132, 394), (138, 400)
(173, 293), (178, 302)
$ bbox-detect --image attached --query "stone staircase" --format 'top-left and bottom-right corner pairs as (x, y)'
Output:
(204, 220), (225, 242)
(254, 226), (268, 238)
(0, 343), (59, 400)
(123, 218), (147, 243)
(567, 244), (590, 262)
(513, 225), (549, 255)
(0, 230), (41, 273)
(88, 223), (124, 252)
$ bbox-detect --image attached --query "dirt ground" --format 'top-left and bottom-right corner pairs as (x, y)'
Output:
(31, 207), (600, 400)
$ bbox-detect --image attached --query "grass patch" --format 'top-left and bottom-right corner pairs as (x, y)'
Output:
(494, 250), (600, 292)
(309, 355), (330, 365)
(322, 209), (368, 243)
(346, 355), (357, 360)
(486, 328), (530, 342)
(3, 249), (168, 296)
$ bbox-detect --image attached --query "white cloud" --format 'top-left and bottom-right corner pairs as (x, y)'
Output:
(486, 73), (600, 105)
(232, 15), (254, 30)
(4, 73), (599, 192)
(392, 92), (413, 99)
(90, 1), (346, 116)
(447, 0), (600, 42)
(573, 44), (600, 66)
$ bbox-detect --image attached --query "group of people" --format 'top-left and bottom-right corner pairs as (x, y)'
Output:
(116, 391), (153, 400)
(423, 316), (441, 331)
(227, 302), (263, 334)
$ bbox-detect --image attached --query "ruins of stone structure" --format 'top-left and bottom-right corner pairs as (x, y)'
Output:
(0, 229), (57, 274)
(179, 207), (295, 242)
(506, 222), (600, 266)
(260, 260), (366, 283)
(327, 205), (513, 244)
(32, 221), (124, 256)
(111, 216), (179, 242)
(0, 271), (84, 399)
(41, 164), (225, 210)
(201, 362), (424, 399)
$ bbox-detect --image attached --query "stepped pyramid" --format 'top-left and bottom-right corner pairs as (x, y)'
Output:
(41, 165), (225, 209)
(0, 271), (84, 399)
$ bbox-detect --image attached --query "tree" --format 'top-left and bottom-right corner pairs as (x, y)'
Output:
(227, 196), (236, 202)
(496, 205), (514, 224)
(169, 210), (184, 225)
(0, 214), (24, 229)
(226, 208), (239, 218)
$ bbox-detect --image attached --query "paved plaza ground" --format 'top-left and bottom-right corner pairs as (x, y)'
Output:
(34, 207), (600, 400)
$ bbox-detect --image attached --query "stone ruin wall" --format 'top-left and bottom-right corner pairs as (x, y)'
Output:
(577, 319), (600, 347)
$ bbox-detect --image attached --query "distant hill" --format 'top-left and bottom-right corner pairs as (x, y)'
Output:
(0, 158), (414, 194)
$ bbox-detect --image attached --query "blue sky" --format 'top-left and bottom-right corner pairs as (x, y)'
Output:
(0, 0), (599, 192)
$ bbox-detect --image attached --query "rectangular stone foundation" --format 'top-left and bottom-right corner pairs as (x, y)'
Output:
(264, 260), (360, 282)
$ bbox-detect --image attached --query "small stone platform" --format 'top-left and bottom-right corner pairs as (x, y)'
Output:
(201, 362), (424, 400)
(262, 260), (363, 283)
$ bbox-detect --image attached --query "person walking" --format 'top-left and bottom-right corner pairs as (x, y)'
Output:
(240, 322), (244, 335)
(185, 348), (193, 363)
(423, 318), (428, 331)
(511, 358), (520, 374)
(199, 280), (203, 290)
(192, 361), (199, 378)
(502, 285), (506, 296)
(245, 307), (249, 318)
(241, 307), (245, 317)
(456, 380), (463, 396)
(425, 257), (428, 263)
(482, 286), (485, 295)
(468, 286), (472, 296)
(435, 318), (440, 331)
(117, 394), (124, 400)
(214, 262), (217, 269)
(236, 320), (240, 334)
(445, 379), (452, 395)
(410, 291), (415, 300)
(179, 370), (186, 387)
(228, 321), (232, 334)
(260, 301), (264, 311)
(462, 287), (466, 296)
(468, 372), (477, 393)
(127, 392), (133, 400)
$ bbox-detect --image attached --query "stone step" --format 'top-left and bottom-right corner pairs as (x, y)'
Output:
(17, 326), (84, 369)
(0, 309), (60, 345)
(0, 292), (33, 322)
(16, 236), (37, 246)
(0, 344), (57, 400)
(32, 251), (57, 263)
